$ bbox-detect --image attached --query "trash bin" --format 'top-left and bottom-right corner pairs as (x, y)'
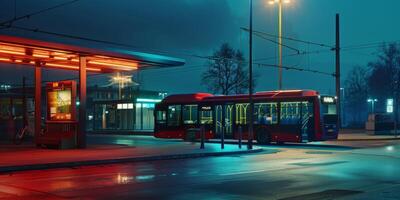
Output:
(185, 128), (199, 142)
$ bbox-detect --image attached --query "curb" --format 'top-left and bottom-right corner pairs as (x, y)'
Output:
(206, 140), (356, 150)
(337, 137), (400, 141)
(0, 148), (263, 174)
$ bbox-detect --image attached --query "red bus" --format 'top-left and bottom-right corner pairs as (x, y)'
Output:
(154, 90), (338, 144)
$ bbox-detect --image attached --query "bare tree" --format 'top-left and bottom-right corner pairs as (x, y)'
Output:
(368, 43), (400, 102)
(344, 66), (368, 124)
(202, 43), (254, 95)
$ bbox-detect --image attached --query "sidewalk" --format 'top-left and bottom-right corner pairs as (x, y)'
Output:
(0, 135), (262, 173)
(338, 129), (400, 141)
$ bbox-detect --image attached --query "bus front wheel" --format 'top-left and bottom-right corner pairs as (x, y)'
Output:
(256, 128), (270, 145)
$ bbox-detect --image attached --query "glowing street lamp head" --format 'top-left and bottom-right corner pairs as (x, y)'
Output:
(268, 0), (291, 5)
(110, 72), (135, 89)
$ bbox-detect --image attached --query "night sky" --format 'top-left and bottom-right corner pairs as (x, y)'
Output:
(0, 0), (399, 95)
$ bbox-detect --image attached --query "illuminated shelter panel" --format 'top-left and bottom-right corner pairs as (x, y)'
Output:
(48, 89), (73, 121)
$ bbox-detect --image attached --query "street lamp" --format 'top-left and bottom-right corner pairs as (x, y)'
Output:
(367, 98), (378, 113)
(268, 0), (291, 90)
(110, 72), (136, 100)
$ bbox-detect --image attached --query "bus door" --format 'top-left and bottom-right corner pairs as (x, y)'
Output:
(279, 102), (303, 142)
(300, 101), (314, 142)
(215, 104), (234, 139)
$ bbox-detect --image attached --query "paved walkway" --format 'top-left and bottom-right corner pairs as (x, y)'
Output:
(0, 135), (261, 173)
(338, 129), (400, 141)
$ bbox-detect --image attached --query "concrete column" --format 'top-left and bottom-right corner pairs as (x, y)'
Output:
(34, 62), (42, 145)
(78, 56), (87, 148)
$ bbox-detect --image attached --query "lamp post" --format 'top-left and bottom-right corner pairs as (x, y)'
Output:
(367, 98), (378, 113)
(340, 87), (345, 127)
(268, 0), (291, 90)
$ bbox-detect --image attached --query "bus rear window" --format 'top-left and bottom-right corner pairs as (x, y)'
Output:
(168, 105), (181, 126)
(156, 110), (166, 124)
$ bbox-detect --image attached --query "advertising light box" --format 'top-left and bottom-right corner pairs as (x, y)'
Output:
(46, 81), (77, 121)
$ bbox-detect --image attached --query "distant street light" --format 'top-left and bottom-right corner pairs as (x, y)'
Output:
(267, 0), (291, 90)
(110, 72), (137, 99)
(367, 98), (378, 113)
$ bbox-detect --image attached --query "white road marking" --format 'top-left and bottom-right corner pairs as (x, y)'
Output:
(219, 169), (267, 176)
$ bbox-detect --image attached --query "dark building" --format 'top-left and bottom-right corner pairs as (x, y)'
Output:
(87, 85), (166, 134)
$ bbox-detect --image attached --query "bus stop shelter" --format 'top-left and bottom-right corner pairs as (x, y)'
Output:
(0, 35), (185, 148)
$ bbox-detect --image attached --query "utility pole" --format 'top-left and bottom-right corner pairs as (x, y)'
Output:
(335, 13), (341, 129)
(278, 0), (283, 90)
(248, 0), (254, 149)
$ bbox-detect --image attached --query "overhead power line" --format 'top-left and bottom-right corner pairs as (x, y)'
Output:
(256, 62), (335, 77)
(241, 27), (335, 49)
(0, 12), (337, 79)
(0, 0), (82, 27)
(252, 31), (300, 54)
(254, 49), (332, 62)
(341, 40), (400, 51)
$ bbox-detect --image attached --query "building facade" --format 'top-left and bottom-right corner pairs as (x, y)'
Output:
(87, 85), (166, 133)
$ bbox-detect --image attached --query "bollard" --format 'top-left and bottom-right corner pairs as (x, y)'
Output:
(200, 125), (205, 149)
(238, 125), (242, 149)
(221, 126), (225, 149)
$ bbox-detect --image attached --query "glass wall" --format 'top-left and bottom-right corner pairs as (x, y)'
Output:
(142, 103), (155, 130)
(135, 103), (142, 130)
(93, 101), (158, 132)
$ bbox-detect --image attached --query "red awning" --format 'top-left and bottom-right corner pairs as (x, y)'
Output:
(0, 35), (185, 72)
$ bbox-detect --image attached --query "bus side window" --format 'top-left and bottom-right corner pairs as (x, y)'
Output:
(200, 109), (213, 124)
(236, 103), (249, 125)
(280, 102), (302, 125)
(183, 105), (198, 124)
(167, 105), (181, 126)
(254, 102), (278, 125)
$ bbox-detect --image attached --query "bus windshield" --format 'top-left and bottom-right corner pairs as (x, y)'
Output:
(320, 96), (338, 125)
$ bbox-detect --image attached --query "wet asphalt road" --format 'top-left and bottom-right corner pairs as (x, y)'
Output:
(1, 138), (400, 200)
